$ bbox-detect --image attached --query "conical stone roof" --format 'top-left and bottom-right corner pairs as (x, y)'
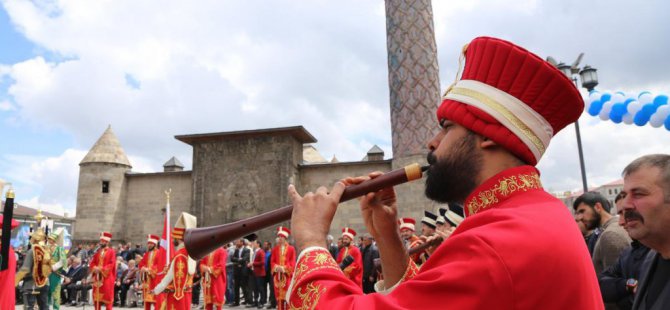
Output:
(80, 125), (132, 167)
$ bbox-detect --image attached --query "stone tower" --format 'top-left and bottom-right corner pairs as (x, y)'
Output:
(74, 125), (132, 241)
(176, 126), (316, 244)
(385, 0), (442, 216)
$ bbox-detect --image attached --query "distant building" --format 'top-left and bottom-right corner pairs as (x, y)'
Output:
(0, 201), (75, 249)
(553, 179), (624, 215)
(74, 125), (438, 245)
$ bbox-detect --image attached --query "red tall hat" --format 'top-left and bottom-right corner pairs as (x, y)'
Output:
(398, 217), (416, 232)
(277, 226), (291, 239)
(100, 231), (112, 242)
(341, 227), (356, 240)
(147, 234), (160, 245)
(438, 37), (583, 165)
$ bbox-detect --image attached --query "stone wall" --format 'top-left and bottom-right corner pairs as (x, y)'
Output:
(191, 135), (303, 245)
(299, 160), (392, 240)
(123, 171), (192, 244)
(74, 163), (130, 241)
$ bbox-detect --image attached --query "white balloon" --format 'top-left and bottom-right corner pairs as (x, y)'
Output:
(600, 101), (614, 120)
(622, 113), (634, 124)
(656, 104), (670, 116)
(639, 92), (654, 105)
(627, 100), (642, 115)
(589, 91), (602, 102)
(649, 114), (664, 127)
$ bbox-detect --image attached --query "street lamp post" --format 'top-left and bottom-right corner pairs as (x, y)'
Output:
(556, 60), (599, 193)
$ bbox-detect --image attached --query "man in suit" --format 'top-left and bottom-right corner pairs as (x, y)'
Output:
(62, 257), (88, 306)
(621, 154), (670, 310)
(231, 238), (251, 307)
(249, 239), (267, 308)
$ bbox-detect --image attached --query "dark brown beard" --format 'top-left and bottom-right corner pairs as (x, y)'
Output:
(425, 131), (482, 204)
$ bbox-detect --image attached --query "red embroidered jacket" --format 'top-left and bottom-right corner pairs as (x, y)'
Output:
(287, 166), (604, 309)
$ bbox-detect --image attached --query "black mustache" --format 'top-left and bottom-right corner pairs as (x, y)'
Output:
(624, 210), (644, 223)
(427, 152), (437, 166)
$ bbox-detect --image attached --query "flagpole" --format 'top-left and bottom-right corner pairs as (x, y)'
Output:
(164, 188), (171, 262)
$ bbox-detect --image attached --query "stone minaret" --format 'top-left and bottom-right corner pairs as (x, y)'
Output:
(386, 0), (442, 216)
(75, 125), (131, 241)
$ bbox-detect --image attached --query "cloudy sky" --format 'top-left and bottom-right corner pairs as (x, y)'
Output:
(1, 0), (669, 216)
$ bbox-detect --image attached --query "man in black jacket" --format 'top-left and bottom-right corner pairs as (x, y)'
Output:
(62, 257), (89, 306)
(231, 238), (251, 306)
(599, 192), (652, 310)
(619, 154), (670, 310)
(360, 233), (380, 294)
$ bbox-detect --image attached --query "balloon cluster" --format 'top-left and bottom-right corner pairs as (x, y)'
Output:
(585, 91), (670, 130)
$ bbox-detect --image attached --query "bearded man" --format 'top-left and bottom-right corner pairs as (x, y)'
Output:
(285, 36), (603, 309)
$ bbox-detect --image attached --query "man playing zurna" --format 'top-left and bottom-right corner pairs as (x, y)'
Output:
(286, 36), (603, 309)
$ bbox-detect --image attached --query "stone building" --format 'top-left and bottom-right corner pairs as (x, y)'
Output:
(74, 125), (436, 245)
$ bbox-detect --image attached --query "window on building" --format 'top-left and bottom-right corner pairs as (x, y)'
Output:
(102, 181), (110, 193)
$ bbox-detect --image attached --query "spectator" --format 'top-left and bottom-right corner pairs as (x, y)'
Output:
(574, 191), (631, 277)
(360, 233), (380, 294)
(620, 154), (670, 309)
(250, 240), (267, 308)
(119, 259), (138, 307)
(62, 257), (88, 306)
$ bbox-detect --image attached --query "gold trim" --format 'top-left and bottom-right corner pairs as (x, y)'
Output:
(466, 172), (543, 216)
(449, 87), (545, 156)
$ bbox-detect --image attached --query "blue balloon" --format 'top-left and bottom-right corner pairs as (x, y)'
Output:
(665, 115), (670, 130)
(638, 91), (652, 98)
(601, 93), (612, 103)
(634, 104), (655, 126)
(609, 103), (628, 123)
(588, 100), (603, 116)
(653, 95), (668, 107)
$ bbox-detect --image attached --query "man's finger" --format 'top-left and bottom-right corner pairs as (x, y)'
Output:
(288, 184), (302, 201)
(330, 181), (346, 199)
(368, 171), (384, 179)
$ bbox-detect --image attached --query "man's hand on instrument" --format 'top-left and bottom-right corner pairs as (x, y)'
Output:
(343, 172), (399, 243)
(289, 182), (345, 252)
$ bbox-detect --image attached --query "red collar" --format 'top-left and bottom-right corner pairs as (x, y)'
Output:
(464, 165), (543, 217)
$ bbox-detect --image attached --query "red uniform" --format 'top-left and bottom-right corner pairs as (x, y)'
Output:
(286, 166), (604, 309)
(0, 215), (18, 309)
(407, 235), (424, 264)
(139, 246), (167, 309)
(200, 247), (227, 310)
(157, 246), (194, 310)
(0, 246), (16, 309)
(336, 245), (362, 287)
(270, 244), (296, 310)
(89, 246), (117, 309)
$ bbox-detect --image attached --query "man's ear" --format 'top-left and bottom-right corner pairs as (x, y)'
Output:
(593, 202), (603, 213)
(479, 135), (497, 148)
